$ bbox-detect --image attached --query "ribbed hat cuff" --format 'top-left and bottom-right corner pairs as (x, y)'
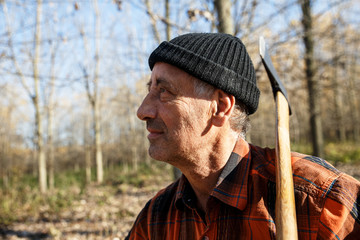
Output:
(149, 41), (259, 114)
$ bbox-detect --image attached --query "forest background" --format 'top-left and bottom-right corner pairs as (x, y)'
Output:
(0, 0), (359, 239)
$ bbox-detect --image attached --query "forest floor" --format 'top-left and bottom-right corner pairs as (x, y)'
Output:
(0, 162), (359, 240)
(0, 163), (174, 240)
(0, 183), (166, 240)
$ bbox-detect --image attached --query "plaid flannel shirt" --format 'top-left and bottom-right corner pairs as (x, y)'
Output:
(126, 138), (360, 239)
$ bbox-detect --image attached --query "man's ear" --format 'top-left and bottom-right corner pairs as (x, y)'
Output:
(211, 89), (235, 127)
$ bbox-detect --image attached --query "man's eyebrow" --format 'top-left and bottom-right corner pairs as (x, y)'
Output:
(147, 78), (174, 90)
(156, 78), (172, 87)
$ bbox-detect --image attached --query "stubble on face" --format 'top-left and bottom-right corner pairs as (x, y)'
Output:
(139, 63), (214, 166)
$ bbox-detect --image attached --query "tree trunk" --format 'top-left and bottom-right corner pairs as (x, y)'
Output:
(84, 115), (92, 184)
(214, 0), (234, 34)
(165, 0), (171, 41)
(34, 0), (47, 193)
(79, 1), (104, 184)
(1, 106), (12, 190)
(145, 0), (161, 44)
(47, 106), (55, 190)
(94, 0), (104, 184)
(47, 41), (57, 191)
(130, 121), (138, 171)
(94, 101), (103, 183)
(300, 0), (324, 158)
(3, 1), (47, 192)
(331, 38), (346, 142)
(349, 47), (360, 142)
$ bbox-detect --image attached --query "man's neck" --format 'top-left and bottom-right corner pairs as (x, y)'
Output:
(180, 134), (238, 212)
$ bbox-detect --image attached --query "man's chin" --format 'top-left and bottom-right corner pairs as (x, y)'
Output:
(148, 146), (167, 162)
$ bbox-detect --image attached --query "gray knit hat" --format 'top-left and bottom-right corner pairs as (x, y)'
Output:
(148, 33), (260, 114)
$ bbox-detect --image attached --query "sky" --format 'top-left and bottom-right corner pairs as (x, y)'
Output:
(0, 0), (358, 147)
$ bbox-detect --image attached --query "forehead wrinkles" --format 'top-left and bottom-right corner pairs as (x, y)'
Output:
(149, 67), (195, 94)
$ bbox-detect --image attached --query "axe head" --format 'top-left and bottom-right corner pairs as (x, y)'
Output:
(259, 36), (292, 115)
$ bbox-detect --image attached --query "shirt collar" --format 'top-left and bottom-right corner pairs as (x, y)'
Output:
(211, 137), (251, 210)
(175, 137), (251, 211)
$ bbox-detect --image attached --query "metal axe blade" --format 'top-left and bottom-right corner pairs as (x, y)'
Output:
(259, 36), (292, 115)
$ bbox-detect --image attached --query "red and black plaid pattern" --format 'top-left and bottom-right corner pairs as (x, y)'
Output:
(127, 138), (360, 239)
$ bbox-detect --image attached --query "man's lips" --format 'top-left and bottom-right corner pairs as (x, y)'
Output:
(147, 128), (164, 139)
(146, 120), (165, 140)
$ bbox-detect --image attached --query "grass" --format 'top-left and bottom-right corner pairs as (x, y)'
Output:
(0, 162), (171, 226)
(0, 183), (79, 225)
(291, 141), (360, 164)
(105, 161), (172, 187)
(324, 142), (360, 164)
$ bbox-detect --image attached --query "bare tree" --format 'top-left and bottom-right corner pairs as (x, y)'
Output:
(79, 0), (104, 184)
(3, 0), (48, 192)
(331, 24), (346, 141)
(46, 40), (58, 190)
(165, 0), (171, 41)
(145, 0), (162, 44)
(300, 0), (324, 157)
(83, 111), (92, 184)
(214, 0), (234, 34)
(0, 101), (13, 190)
(33, 0), (47, 193)
(93, 0), (104, 184)
(348, 38), (360, 142)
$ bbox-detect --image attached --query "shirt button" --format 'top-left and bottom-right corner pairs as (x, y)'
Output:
(203, 236), (209, 240)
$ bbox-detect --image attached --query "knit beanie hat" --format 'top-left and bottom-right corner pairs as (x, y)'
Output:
(148, 33), (260, 114)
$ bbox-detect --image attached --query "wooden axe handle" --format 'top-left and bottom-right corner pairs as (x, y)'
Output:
(275, 92), (298, 240)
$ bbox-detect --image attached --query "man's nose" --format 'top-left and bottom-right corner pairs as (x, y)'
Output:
(137, 93), (156, 121)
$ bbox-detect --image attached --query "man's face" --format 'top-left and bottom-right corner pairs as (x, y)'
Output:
(137, 62), (213, 165)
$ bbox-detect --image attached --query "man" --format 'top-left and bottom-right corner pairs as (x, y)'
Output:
(126, 33), (360, 239)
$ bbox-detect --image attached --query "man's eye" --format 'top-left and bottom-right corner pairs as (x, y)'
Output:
(159, 88), (166, 93)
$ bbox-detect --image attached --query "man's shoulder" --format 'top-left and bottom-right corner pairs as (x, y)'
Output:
(249, 145), (359, 197)
(289, 153), (360, 238)
(292, 153), (341, 188)
(290, 152), (359, 194)
(289, 152), (360, 218)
